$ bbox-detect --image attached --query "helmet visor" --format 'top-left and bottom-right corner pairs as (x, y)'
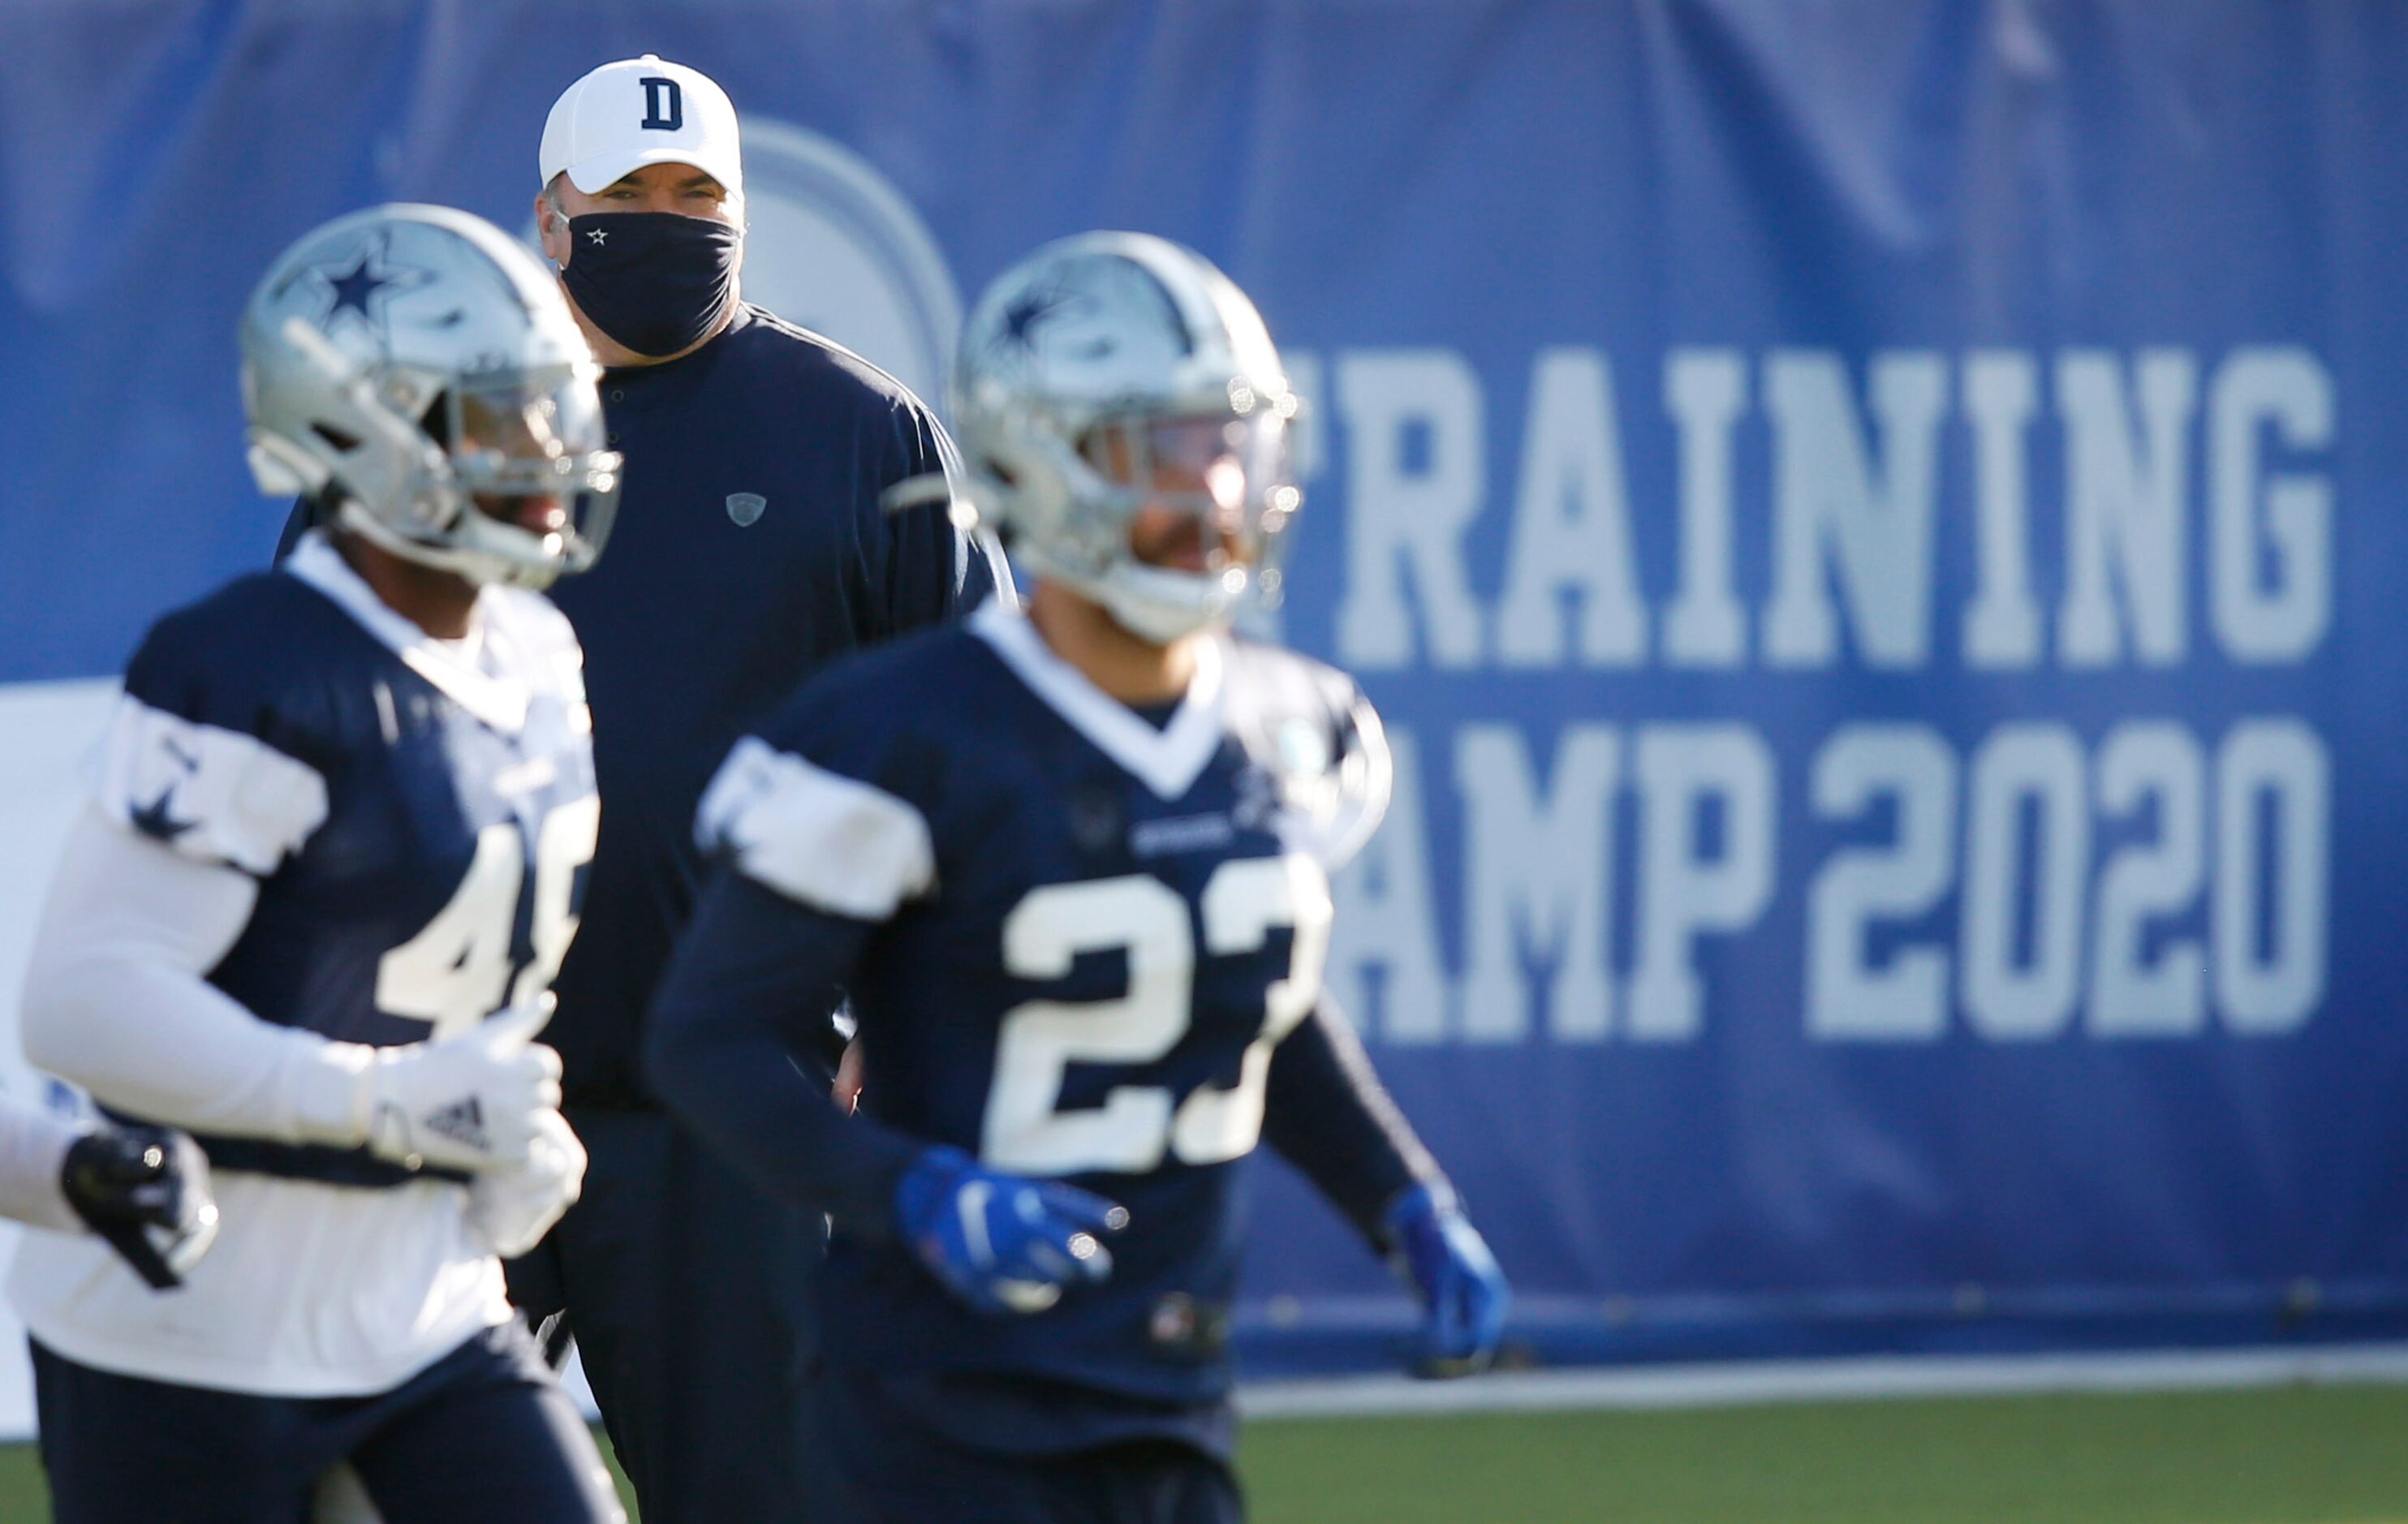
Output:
(1080, 411), (1299, 586)
(442, 370), (621, 574)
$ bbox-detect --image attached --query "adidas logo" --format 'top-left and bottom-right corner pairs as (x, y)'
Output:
(423, 1096), (490, 1154)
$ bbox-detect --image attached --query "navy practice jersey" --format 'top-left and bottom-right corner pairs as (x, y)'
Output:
(651, 602), (1432, 1449)
(102, 532), (597, 1182)
(282, 304), (1002, 1104)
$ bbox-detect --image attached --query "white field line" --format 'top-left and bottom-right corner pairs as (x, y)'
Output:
(1235, 1344), (2408, 1420)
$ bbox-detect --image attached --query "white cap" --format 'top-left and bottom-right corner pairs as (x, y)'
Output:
(539, 55), (743, 200)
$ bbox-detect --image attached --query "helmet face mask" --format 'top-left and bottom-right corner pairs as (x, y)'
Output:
(1076, 410), (1299, 639)
(950, 233), (1303, 644)
(425, 368), (619, 579)
(241, 204), (621, 590)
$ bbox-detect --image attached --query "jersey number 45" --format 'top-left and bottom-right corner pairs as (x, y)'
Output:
(983, 853), (1331, 1176)
(375, 798), (601, 1038)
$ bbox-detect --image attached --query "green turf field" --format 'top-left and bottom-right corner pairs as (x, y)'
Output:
(1240, 1386), (2408, 1524)
(0, 1384), (2402, 1521)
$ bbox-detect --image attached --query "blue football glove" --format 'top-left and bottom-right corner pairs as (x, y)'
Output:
(895, 1146), (1128, 1315)
(1383, 1182), (1509, 1376)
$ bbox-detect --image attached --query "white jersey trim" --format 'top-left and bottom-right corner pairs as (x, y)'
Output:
(89, 695), (330, 876)
(699, 736), (937, 920)
(284, 531), (533, 734)
(969, 601), (1226, 802)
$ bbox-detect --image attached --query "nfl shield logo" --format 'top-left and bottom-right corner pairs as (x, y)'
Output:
(726, 492), (767, 527)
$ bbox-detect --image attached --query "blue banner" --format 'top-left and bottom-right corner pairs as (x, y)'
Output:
(5, 1), (2407, 1379)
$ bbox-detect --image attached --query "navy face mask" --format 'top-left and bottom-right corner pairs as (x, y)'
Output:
(560, 212), (740, 359)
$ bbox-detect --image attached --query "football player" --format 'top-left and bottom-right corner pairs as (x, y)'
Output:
(645, 232), (1509, 1521)
(11, 204), (624, 1522)
(273, 61), (1004, 1521)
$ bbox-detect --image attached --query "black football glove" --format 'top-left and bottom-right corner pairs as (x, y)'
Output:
(61, 1126), (219, 1290)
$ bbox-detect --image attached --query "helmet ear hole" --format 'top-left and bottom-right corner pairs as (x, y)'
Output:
(309, 423), (360, 454)
(418, 392), (454, 448)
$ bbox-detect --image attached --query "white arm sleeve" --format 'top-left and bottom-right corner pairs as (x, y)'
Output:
(0, 1102), (84, 1235)
(19, 808), (374, 1146)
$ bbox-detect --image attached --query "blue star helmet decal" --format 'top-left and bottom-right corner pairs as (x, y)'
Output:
(1002, 285), (1077, 350)
(303, 235), (434, 336)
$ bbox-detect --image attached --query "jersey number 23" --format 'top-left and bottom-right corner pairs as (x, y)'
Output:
(983, 853), (1331, 1176)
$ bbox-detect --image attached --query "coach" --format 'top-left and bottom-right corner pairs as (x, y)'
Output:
(288, 53), (999, 1522)
(531, 54), (1003, 1524)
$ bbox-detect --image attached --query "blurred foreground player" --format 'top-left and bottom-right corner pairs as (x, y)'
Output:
(648, 233), (1510, 1521)
(283, 58), (995, 1518)
(11, 204), (623, 1522)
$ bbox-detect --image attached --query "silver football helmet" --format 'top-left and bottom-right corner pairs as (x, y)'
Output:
(240, 204), (620, 589)
(947, 231), (1301, 643)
